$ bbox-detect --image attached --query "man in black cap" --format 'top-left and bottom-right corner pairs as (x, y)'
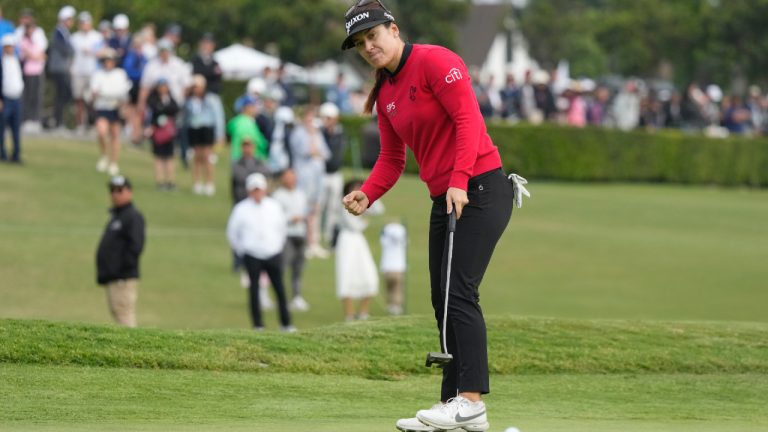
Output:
(96, 176), (146, 327)
(191, 33), (222, 96)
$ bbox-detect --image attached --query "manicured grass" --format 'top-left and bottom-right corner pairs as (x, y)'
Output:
(1, 136), (767, 329)
(1, 318), (767, 431)
(2, 365), (766, 432)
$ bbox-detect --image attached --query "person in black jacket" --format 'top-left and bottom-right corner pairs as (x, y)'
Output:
(96, 175), (146, 327)
(190, 33), (222, 96)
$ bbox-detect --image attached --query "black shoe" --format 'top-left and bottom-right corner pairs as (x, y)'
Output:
(9, 158), (23, 165)
(165, 182), (177, 191)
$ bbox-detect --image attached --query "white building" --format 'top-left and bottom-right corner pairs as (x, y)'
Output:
(457, 3), (538, 86)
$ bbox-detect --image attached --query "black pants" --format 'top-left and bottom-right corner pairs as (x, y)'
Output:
(51, 72), (71, 128)
(243, 254), (291, 328)
(22, 74), (44, 122)
(429, 168), (514, 401)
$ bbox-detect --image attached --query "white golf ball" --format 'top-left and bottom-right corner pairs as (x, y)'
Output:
(505, 428), (521, 432)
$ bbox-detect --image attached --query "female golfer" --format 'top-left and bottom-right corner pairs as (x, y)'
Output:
(341, 1), (516, 431)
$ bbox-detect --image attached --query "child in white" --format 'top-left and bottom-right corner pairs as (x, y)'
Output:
(380, 220), (407, 315)
(336, 179), (378, 321)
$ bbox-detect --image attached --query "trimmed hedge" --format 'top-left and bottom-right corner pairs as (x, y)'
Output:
(340, 117), (768, 187)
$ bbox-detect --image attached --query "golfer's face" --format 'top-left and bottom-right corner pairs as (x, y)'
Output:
(354, 24), (399, 70)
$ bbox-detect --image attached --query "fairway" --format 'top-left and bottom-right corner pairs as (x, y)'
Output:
(2, 318), (767, 431)
(1, 136), (767, 328)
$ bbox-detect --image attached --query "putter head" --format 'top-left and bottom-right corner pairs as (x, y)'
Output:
(425, 352), (453, 368)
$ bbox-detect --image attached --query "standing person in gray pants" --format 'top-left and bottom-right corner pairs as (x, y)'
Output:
(48, 6), (75, 130)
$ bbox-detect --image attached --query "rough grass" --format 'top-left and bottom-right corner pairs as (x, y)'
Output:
(3, 317), (767, 378)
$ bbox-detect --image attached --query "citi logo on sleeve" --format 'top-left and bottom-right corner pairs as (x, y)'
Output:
(444, 68), (463, 84)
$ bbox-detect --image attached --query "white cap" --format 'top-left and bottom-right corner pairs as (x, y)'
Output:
(78, 11), (92, 23)
(112, 13), (129, 30)
(533, 70), (550, 85)
(247, 77), (267, 95)
(319, 102), (340, 119)
(58, 5), (76, 21)
(1, 34), (15, 47)
(246, 173), (268, 191)
(157, 38), (174, 52)
(706, 84), (723, 103)
(275, 106), (295, 124)
(262, 86), (284, 102)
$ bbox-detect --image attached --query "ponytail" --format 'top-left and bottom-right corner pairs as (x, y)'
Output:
(364, 68), (387, 115)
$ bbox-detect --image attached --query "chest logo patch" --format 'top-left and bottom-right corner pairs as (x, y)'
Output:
(445, 68), (463, 84)
(386, 101), (396, 116)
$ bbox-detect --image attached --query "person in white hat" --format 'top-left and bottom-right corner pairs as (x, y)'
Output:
(226, 173), (296, 332)
(0, 34), (24, 163)
(108, 14), (130, 63)
(49, 5), (76, 130)
(70, 11), (104, 134)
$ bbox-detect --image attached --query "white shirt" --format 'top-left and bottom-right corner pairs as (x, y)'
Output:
(90, 68), (132, 110)
(141, 56), (192, 104)
(70, 29), (104, 76)
(227, 196), (287, 260)
(380, 223), (407, 273)
(2, 54), (24, 99)
(272, 187), (308, 238)
(15, 26), (48, 51)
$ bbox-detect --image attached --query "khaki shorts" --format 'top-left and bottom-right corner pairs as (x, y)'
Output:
(105, 278), (138, 327)
(71, 74), (92, 100)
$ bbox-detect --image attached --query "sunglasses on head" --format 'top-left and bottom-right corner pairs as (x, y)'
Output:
(346, 0), (390, 16)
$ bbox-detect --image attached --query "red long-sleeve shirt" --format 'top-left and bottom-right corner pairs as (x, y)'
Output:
(360, 44), (502, 204)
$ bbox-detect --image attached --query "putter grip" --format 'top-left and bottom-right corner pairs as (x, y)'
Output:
(448, 208), (457, 233)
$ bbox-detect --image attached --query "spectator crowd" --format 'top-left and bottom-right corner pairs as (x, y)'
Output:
(0, 6), (405, 330)
(472, 69), (768, 138)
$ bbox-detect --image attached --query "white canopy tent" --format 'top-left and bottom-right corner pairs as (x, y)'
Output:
(213, 44), (283, 80)
(214, 44), (364, 90)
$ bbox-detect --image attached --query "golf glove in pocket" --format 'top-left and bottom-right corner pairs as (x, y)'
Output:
(507, 173), (531, 208)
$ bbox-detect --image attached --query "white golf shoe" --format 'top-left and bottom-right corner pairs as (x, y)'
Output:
(416, 396), (489, 431)
(395, 416), (438, 432)
(397, 403), (467, 432)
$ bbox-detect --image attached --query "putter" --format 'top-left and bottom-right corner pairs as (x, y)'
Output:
(426, 208), (457, 368)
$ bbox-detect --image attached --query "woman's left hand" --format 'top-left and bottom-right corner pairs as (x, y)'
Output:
(446, 187), (469, 219)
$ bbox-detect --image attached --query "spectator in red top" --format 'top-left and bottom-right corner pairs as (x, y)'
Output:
(340, 1), (519, 431)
